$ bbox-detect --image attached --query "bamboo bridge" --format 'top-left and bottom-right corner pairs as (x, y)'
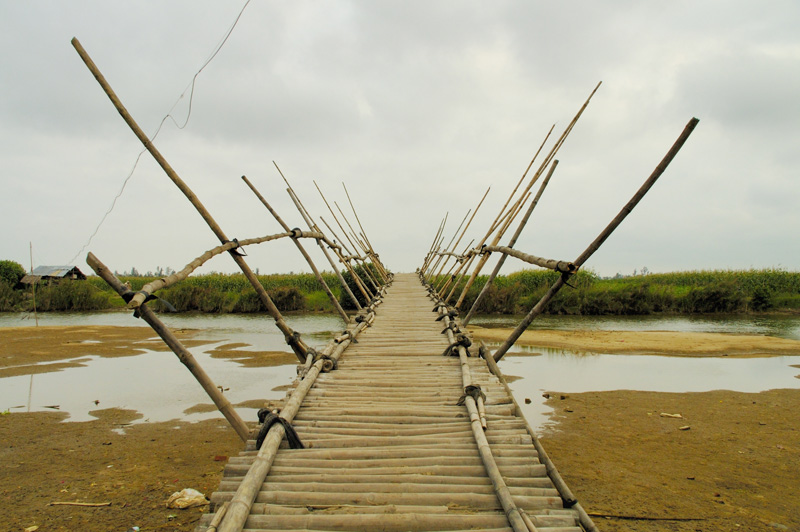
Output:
(72, 36), (699, 532)
(197, 272), (593, 532)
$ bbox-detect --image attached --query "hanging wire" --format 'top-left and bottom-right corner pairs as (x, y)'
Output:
(67, 0), (252, 266)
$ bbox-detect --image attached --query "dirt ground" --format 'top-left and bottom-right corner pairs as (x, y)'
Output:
(2, 325), (800, 531)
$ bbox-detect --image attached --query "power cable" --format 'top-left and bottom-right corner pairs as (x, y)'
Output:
(67, 0), (252, 266)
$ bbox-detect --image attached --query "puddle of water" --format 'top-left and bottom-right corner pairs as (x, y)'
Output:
(498, 351), (800, 433)
(1, 349), (297, 425)
(0, 312), (344, 426)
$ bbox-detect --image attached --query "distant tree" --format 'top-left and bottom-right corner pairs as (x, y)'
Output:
(0, 260), (26, 287)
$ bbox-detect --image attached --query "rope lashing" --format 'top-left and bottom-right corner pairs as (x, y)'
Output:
(121, 290), (177, 316)
(435, 309), (459, 322)
(255, 410), (304, 450)
(224, 238), (247, 256)
(442, 335), (472, 356)
(457, 384), (486, 406)
(312, 350), (338, 372)
(289, 227), (303, 238)
(441, 321), (459, 334)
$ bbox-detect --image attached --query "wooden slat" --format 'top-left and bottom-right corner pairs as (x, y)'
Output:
(198, 273), (586, 532)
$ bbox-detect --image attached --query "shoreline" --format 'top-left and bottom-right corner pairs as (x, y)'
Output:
(2, 325), (800, 531)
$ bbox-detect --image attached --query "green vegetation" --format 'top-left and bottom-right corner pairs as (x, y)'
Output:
(1, 264), (798, 315)
(0, 260), (26, 287)
(447, 268), (800, 315)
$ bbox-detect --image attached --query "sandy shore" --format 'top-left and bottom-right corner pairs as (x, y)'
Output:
(470, 326), (800, 357)
(2, 324), (800, 531)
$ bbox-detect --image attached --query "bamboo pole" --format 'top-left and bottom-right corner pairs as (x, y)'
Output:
(455, 83), (601, 308)
(217, 311), (376, 532)
(448, 124), (555, 305)
(463, 160), (559, 325)
(426, 209), (468, 283)
(343, 182), (385, 276)
(482, 352), (599, 532)
(272, 161), (361, 310)
(421, 215), (447, 275)
(284, 187), (361, 316)
(433, 303), (532, 532)
(335, 201), (387, 284)
(237, 175), (351, 320)
(129, 231), (317, 308)
(492, 117), (700, 362)
(71, 37), (310, 363)
(315, 181), (380, 290)
(319, 216), (375, 299)
(86, 252), (251, 442)
(432, 186), (491, 284)
(270, 165), (363, 312)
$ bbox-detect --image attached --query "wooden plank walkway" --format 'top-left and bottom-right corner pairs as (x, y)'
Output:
(198, 273), (588, 531)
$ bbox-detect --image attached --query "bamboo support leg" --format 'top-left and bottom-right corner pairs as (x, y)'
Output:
(86, 253), (250, 442)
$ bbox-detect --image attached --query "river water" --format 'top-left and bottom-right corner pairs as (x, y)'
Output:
(2, 311), (799, 433)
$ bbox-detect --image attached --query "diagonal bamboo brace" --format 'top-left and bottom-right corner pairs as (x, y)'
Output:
(71, 37), (309, 362)
(86, 252), (251, 442)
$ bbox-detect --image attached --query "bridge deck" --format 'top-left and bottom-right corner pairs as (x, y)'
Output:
(199, 273), (585, 531)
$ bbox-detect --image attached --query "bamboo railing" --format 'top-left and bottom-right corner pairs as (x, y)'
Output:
(73, 37), (390, 446)
(422, 115), (700, 364)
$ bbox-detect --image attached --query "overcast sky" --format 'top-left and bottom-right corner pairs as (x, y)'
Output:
(2, 1), (798, 279)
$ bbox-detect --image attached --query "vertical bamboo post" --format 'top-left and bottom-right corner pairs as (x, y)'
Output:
(463, 160), (559, 326)
(71, 38), (309, 363)
(29, 242), (38, 327)
(86, 252), (251, 442)
(492, 117), (700, 362)
(241, 175), (353, 320)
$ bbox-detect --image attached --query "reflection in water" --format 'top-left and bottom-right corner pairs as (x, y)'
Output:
(0, 313), (344, 424)
(3, 312), (800, 434)
(498, 351), (800, 433)
(2, 347), (297, 424)
(472, 314), (800, 341)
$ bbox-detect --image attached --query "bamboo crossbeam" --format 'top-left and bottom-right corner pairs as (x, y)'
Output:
(492, 117), (700, 363)
(128, 231), (323, 308)
(71, 37), (310, 362)
(480, 246), (576, 273)
(463, 160), (559, 326)
(86, 252), (250, 442)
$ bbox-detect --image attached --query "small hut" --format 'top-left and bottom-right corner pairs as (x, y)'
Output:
(20, 265), (87, 285)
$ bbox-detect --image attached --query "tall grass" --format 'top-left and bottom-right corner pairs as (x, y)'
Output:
(439, 268), (800, 315)
(5, 268), (798, 315)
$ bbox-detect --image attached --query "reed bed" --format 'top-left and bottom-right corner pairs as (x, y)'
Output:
(4, 268), (798, 314)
